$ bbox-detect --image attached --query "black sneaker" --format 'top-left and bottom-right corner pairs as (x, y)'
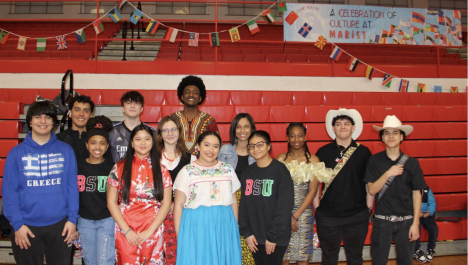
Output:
(426, 249), (435, 262)
(414, 249), (427, 263)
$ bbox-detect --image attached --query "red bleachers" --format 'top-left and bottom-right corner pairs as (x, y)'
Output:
(426, 175), (467, 193)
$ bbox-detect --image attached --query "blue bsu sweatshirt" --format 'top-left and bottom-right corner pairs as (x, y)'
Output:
(2, 132), (79, 231)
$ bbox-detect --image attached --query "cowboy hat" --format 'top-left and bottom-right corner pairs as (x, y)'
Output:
(325, 108), (363, 140)
(373, 115), (413, 136)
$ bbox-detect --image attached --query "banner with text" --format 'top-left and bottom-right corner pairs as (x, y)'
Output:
(283, 4), (463, 46)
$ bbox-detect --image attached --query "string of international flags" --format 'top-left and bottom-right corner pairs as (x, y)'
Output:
(0, 0), (462, 93)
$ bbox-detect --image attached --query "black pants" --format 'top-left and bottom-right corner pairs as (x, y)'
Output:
(11, 218), (72, 265)
(371, 218), (415, 265)
(316, 209), (369, 265)
(415, 216), (439, 251)
(251, 244), (287, 265)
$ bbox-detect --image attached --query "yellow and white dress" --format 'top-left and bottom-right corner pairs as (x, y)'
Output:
(279, 159), (332, 262)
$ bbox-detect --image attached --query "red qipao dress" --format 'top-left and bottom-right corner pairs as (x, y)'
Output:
(108, 154), (172, 265)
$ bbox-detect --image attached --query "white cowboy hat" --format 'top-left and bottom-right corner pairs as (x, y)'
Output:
(325, 108), (363, 140)
(373, 115), (413, 136)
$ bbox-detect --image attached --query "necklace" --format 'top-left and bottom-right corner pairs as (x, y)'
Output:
(336, 143), (345, 157)
(163, 151), (176, 162)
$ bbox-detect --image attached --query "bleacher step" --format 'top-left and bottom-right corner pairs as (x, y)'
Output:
(100, 50), (158, 56)
(96, 55), (156, 61)
(109, 40), (162, 45)
(104, 44), (161, 51)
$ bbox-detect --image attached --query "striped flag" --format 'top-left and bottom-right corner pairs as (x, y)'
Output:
(263, 9), (276, 23)
(382, 73), (393, 88)
(188, 33), (199, 47)
(36, 38), (46, 52)
(246, 20), (260, 35)
(412, 11), (425, 24)
(146, 20), (160, 35)
(210, 33), (220, 47)
(347, 57), (359, 72)
(93, 20), (104, 35)
(330, 46), (343, 61)
(109, 8), (122, 23)
(365, 66), (374, 80)
(165, 28), (178, 43)
(399, 79), (409, 92)
(454, 10), (461, 19)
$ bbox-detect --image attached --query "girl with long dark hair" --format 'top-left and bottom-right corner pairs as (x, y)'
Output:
(173, 131), (242, 265)
(239, 131), (294, 265)
(219, 113), (256, 265)
(107, 124), (172, 264)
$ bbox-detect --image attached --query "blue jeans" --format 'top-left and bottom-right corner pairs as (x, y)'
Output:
(77, 217), (115, 265)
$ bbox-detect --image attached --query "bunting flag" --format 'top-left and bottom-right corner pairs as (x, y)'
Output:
(74, 29), (87, 44)
(146, 19), (160, 35)
(434, 85), (442, 93)
(298, 23), (312, 38)
(399, 79), (409, 92)
(382, 73), (394, 88)
(109, 8), (122, 23)
(130, 9), (143, 25)
(229, 28), (241, 42)
(454, 10), (461, 19)
(0, 30), (9, 45)
(330, 46), (343, 61)
(285, 11), (299, 25)
(314, 35), (327, 50)
(36, 38), (46, 52)
(418, 83), (426, 92)
(365, 66), (374, 80)
(17, 36), (27, 51)
(263, 9), (276, 23)
(56, 35), (67, 50)
(246, 20), (260, 35)
(93, 20), (104, 35)
(188, 33), (199, 47)
(278, 1), (287, 12)
(412, 11), (425, 24)
(451, 86), (458, 93)
(210, 32), (220, 47)
(118, 0), (127, 10)
(347, 57), (359, 72)
(165, 28), (178, 43)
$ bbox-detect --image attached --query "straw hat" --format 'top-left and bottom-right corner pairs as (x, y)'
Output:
(325, 108), (363, 140)
(373, 115), (413, 136)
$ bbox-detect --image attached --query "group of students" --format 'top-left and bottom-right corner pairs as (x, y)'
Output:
(1, 75), (439, 265)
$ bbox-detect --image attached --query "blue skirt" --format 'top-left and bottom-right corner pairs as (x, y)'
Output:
(177, 205), (242, 265)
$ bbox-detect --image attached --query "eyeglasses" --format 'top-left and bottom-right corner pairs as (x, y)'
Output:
(161, 128), (178, 135)
(247, 141), (268, 150)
